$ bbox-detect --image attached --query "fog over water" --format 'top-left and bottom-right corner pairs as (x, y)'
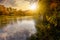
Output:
(0, 17), (36, 40)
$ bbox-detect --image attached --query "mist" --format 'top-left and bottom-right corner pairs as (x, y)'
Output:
(0, 18), (36, 40)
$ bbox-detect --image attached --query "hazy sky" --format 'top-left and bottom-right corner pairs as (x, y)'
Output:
(0, 0), (38, 10)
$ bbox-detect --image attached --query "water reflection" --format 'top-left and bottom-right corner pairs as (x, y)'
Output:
(0, 16), (36, 40)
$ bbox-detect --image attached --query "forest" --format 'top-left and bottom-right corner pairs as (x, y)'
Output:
(30, 0), (60, 40)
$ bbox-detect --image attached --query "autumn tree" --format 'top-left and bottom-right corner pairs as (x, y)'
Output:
(0, 5), (9, 15)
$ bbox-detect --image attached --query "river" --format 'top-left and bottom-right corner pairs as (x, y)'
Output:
(0, 16), (36, 40)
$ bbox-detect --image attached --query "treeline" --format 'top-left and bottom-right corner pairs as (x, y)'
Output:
(0, 5), (34, 28)
(0, 5), (33, 16)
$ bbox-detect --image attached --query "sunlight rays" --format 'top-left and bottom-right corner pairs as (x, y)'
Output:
(29, 3), (37, 10)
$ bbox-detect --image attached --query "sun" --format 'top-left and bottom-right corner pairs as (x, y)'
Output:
(29, 3), (37, 10)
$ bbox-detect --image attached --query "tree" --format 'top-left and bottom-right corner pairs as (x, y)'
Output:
(31, 0), (60, 40)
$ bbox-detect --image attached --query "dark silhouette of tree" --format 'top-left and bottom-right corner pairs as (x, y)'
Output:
(30, 0), (60, 40)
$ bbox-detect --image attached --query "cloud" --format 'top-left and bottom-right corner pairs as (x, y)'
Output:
(6, 0), (16, 6)
(24, 0), (37, 2)
(0, 0), (16, 7)
(0, 0), (2, 3)
(0, 0), (38, 10)
(0, 0), (5, 4)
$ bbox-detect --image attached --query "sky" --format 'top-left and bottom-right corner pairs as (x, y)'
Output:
(0, 0), (38, 10)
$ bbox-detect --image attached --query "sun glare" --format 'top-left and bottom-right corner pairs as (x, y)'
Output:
(29, 3), (37, 10)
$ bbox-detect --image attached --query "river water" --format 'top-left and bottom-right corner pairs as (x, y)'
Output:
(0, 16), (36, 40)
